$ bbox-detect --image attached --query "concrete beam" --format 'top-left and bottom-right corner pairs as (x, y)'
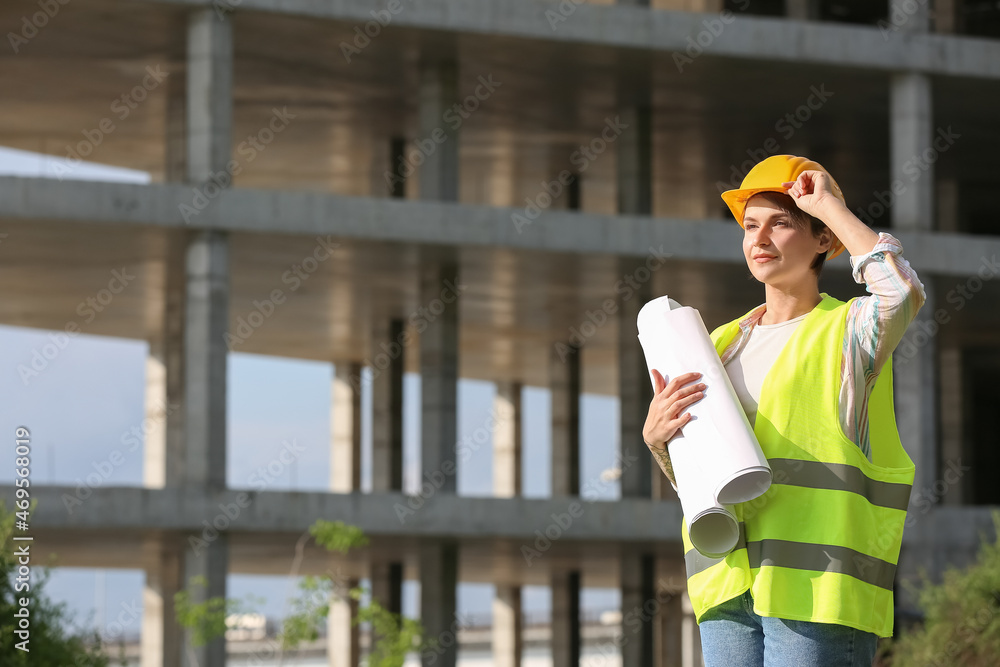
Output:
(1, 176), (993, 278)
(14, 485), (685, 542)
(137, 0), (1000, 80)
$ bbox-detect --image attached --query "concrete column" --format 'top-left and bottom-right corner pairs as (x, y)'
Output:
(894, 288), (939, 527)
(493, 585), (523, 667)
(619, 257), (655, 499)
(420, 541), (459, 667)
(550, 344), (580, 497)
(621, 553), (656, 666)
(494, 382), (523, 667)
(419, 254), (460, 494)
(898, 0), (931, 33)
(890, 72), (934, 230)
(680, 591), (703, 667)
(551, 570), (581, 667)
(934, 0), (957, 33)
(332, 362), (362, 492)
(144, 238), (185, 489)
(141, 542), (183, 667)
(329, 576), (360, 667)
(370, 561), (404, 616)
(180, 538), (228, 667)
(655, 589), (683, 667)
(616, 99), (652, 217)
(165, 65), (187, 183)
(184, 230), (229, 489)
(418, 60), (459, 202)
(371, 318), (405, 492)
(494, 381), (523, 497)
(939, 345), (968, 505)
(786, 0), (819, 20)
(937, 179), (960, 232)
(186, 9), (232, 184)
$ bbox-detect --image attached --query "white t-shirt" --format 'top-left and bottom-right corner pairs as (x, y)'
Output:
(723, 311), (810, 427)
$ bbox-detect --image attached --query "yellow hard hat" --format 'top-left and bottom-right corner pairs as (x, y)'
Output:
(720, 154), (847, 261)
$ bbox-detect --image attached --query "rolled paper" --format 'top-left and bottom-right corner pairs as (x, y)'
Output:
(637, 295), (772, 557)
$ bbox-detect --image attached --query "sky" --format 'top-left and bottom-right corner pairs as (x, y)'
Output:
(0, 147), (625, 640)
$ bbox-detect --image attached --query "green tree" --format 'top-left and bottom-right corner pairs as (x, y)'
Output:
(174, 519), (430, 667)
(0, 501), (110, 666)
(879, 510), (1000, 667)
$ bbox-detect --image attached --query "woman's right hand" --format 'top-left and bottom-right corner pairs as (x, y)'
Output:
(642, 369), (706, 449)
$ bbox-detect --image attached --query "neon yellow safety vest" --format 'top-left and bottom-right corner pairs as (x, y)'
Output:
(680, 292), (915, 638)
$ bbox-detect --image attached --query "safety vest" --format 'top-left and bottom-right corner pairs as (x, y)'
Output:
(680, 292), (914, 638)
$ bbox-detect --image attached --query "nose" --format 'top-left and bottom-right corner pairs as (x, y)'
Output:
(748, 224), (771, 249)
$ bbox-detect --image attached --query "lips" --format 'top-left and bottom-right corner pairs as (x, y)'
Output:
(753, 254), (777, 260)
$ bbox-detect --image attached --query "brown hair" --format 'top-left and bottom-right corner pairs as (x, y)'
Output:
(749, 191), (829, 278)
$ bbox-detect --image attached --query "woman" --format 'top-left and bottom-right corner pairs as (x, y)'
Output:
(642, 155), (927, 666)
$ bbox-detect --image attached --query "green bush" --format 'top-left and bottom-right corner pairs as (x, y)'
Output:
(880, 510), (1000, 667)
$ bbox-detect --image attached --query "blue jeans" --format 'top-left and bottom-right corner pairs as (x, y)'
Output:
(698, 590), (879, 667)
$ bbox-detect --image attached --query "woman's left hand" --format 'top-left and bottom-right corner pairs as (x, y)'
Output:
(781, 170), (843, 219)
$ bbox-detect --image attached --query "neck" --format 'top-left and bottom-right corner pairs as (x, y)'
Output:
(761, 281), (822, 325)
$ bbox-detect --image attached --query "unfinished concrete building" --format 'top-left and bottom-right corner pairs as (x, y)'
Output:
(3, 0), (999, 665)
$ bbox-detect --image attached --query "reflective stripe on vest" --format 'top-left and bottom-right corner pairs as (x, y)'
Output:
(680, 293), (915, 639)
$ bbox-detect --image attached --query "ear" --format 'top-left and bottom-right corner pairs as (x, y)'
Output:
(818, 226), (834, 253)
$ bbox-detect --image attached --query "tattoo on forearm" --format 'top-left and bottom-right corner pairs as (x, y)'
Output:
(651, 446), (676, 486)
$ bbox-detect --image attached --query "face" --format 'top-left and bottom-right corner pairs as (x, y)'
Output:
(742, 195), (830, 287)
